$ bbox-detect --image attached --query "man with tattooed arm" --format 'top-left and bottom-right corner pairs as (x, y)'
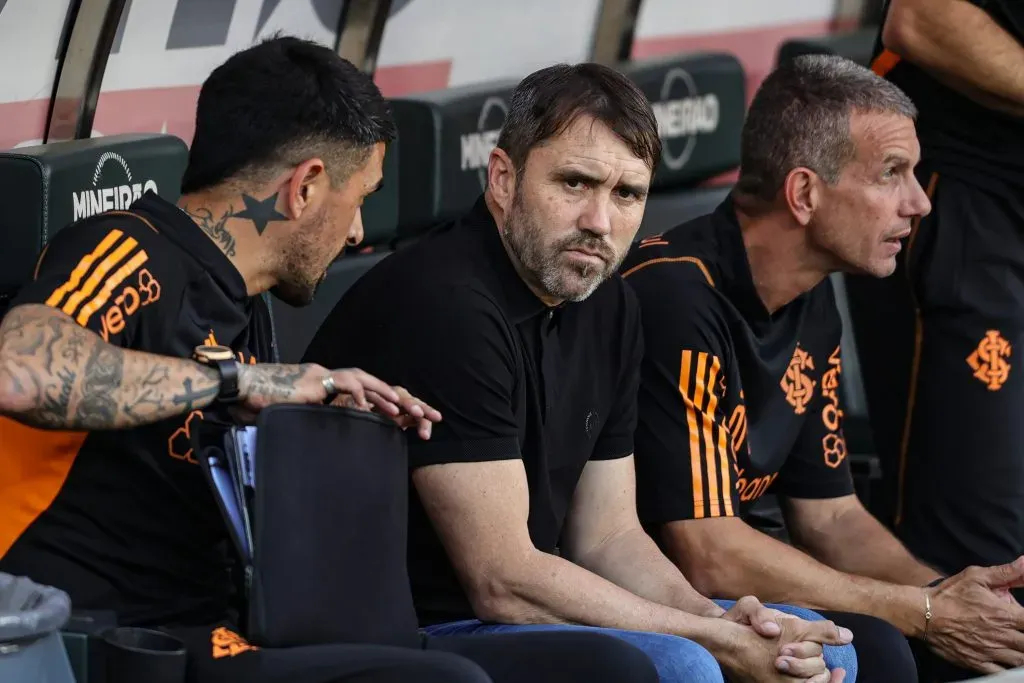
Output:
(0, 36), (661, 683)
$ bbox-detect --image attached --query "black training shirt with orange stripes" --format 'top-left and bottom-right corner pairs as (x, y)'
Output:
(872, 0), (1024, 188)
(622, 196), (854, 527)
(0, 191), (275, 627)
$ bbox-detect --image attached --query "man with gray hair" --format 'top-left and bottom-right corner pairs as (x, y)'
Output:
(624, 53), (1024, 680)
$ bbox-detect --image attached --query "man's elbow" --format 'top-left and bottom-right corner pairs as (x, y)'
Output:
(666, 530), (739, 598)
(461, 555), (540, 624)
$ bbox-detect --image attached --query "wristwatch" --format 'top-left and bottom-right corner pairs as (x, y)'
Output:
(193, 344), (241, 404)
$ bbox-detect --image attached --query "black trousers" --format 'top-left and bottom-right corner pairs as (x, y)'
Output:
(166, 622), (659, 683)
(847, 165), (1024, 577)
(818, 611), (919, 683)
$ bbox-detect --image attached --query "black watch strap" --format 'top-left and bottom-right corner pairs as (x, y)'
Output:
(194, 345), (241, 404)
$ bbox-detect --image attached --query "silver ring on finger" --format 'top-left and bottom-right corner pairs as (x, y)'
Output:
(321, 375), (338, 398)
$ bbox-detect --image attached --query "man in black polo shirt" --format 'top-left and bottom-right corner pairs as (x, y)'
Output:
(851, 0), (1024, 623)
(306, 62), (858, 683)
(0, 37), (662, 683)
(624, 54), (1024, 682)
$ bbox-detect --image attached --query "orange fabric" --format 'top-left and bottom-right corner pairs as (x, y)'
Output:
(621, 256), (715, 288)
(871, 48), (902, 78)
(0, 417), (87, 557)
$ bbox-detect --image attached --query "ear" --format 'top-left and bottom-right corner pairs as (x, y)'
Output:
(782, 167), (819, 227)
(284, 158), (328, 221)
(486, 147), (517, 213)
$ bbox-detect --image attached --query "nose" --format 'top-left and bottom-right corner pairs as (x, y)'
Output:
(578, 194), (613, 237)
(905, 174), (933, 219)
(347, 208), (365, 247)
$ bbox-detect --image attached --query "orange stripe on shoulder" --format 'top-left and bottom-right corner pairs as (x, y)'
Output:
(871, 49), (901, 77)
(621, 256), (715, 288)
(0, 417), (87, 558)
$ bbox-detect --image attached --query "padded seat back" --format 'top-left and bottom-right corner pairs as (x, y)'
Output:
(620, 52), (746, 239)
(776, 28), (880, 68)
(390, 79), (518, 241)
(0, 134), (188, 313)
(270, 253), (390, 363)
(360, 136), (401, 248)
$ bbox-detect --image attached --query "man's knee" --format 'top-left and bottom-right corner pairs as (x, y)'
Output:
(618, 632), (724, 683)
(831, 612), (918, 683)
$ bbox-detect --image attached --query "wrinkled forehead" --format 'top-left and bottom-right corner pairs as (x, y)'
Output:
(528, 115), (653, 182)
(848, 110), (921, 167)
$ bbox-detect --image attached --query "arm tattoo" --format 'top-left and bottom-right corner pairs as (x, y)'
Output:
(243, 364), (306, 402)
(0, 305), (220, 430)
(73, 344), (123, 426)
(231, 192), (287, 235)
(173, 376), (220, 412)
(185, 206), (238, 258)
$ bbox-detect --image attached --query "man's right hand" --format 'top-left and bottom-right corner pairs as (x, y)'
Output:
(714, 616), (848, 683)
(925, 557), (1024, 674)
(237, 363), (442, 438)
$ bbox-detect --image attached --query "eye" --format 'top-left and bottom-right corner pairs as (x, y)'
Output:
(617, 187), (640, 200)
(882, 167), (896, 179)
(564, 178), (583, 189)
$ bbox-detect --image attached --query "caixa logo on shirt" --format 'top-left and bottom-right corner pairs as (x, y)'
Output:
(72, 152), (159, 221)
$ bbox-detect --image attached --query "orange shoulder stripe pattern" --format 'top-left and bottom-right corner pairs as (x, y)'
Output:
(871, 48), (901, 77)
(44, 228), (150, 328)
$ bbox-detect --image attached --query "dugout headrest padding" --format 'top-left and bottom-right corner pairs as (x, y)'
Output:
(0, 134), (188, 296)
(389, 78), (519, 238)
(621, 52), (746, 190)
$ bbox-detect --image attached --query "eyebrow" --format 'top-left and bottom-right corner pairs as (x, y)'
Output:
(553, 168), (649, 197)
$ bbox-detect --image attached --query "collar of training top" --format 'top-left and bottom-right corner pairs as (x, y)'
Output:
(131, 191), (249, 303)
(713, 196), (772, 325)
(461, 195), (551, 324)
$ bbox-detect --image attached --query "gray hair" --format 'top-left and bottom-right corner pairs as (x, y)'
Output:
(734, 53), (917, 206)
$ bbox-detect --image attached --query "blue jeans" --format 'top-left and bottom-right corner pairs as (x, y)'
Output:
(422, 600), (858, 683)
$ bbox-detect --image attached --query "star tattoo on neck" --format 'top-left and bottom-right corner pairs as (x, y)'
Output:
(231, 192), (288, 235)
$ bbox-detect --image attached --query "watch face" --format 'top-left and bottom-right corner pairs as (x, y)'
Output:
(195, 345), (236, 362)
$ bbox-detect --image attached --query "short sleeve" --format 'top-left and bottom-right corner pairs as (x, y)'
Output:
(773, 343), (856, 500)
(628, 271), (739, 525)
(11, 216), (176, 349)
(305, 282), (521, 469)
(591, 286), (643, 461)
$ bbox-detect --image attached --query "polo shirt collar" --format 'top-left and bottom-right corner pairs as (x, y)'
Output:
(463, 195), (549, 323)
(714, 195), (771, 324)
(131, 191), (249, 303)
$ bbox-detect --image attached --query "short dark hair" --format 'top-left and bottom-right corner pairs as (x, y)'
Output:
(181, 35), (396, 194)
(735, 54), (917, 206)
(497, 63), (661, 174)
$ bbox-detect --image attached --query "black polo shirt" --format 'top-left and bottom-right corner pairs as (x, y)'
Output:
(621, 197), (854, 528)
(0, 192), (275, 626)
(304, 196), (642, 625)
(874, 0), (1024, 188)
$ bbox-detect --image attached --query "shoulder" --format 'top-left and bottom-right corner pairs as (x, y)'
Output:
(38, 210), (183, 272)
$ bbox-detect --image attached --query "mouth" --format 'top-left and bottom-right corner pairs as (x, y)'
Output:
(565, 248), (607, 264)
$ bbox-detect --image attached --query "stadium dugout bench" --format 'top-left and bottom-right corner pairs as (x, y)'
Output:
(0, 133), (190, 683)
(620, 51), (747, 240)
